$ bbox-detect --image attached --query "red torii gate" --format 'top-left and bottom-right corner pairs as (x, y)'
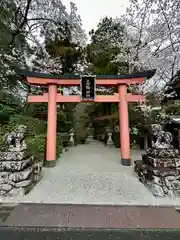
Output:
(24, 69), (156, 167)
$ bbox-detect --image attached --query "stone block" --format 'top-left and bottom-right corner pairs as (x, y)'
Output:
(0, 157), (33, 171)
(7, 187), (25, 197)
(0, 184), (13, 192)
(147, 148), (179, 158)
(9, 167), (34, 182)
(0, 151), (29, 161)
(15, 179), (32, 188)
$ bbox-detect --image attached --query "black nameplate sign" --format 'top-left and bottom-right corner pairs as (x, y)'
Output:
(80, 75), (96, 100)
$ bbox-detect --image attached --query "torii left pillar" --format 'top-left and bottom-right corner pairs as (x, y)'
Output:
(118, 84), (131, 166)
(45, 84), (57, 167)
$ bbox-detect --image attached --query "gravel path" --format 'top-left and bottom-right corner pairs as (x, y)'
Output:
(22, 141), (180, 205)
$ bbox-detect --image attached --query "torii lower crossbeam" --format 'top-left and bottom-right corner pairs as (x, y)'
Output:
(28, 93), (145, 103)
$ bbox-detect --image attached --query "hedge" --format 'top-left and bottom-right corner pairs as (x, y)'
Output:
(27, 134), (61, 164)
(9, 115), (47, 135)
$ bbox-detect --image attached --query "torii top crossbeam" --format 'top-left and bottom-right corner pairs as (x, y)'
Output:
(24, 69), (156, 103)
(24, 69), (156, 85)
(23, 69), (156, 167)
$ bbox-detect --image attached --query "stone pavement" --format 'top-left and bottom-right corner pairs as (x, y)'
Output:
(22, 141), (180, 205)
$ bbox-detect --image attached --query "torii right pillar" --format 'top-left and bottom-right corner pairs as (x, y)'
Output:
(118, 83), (131, 166)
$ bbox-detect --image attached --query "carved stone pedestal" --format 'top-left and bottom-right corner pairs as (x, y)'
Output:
(105, 127), (114, 148)
(106, 132), (114, 147)
(134, 124), (180, 198)
(69, 133), (75, 147)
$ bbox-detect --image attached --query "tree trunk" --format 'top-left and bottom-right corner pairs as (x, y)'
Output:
(144, 135), (148, 149)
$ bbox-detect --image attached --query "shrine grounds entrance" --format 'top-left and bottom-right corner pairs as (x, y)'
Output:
(23, 69), (156, 167)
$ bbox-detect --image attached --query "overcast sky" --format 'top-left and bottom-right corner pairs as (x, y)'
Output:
(62, 0), (131, 35)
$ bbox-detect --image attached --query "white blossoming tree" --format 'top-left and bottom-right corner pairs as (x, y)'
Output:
(121, 0), (180, 92)
(129, 99), (170, 148)
(0, 0), (87, 92)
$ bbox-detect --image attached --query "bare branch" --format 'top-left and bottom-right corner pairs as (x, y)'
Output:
(10, 0), (33, 45)
(27, 17), (58, 24)
(153, 40), (180, 56)
(133, 0), (149, 62)
(159, 2), (176, 53)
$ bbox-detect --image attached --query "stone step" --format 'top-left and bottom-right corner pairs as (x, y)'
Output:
(0, 204), (16, 223)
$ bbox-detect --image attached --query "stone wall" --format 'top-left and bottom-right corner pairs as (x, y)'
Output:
(0, 125), (42, 198)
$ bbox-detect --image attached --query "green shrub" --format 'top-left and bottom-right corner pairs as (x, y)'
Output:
(0, 112), (10, 124)
(75, 127), (88, 144)
(0, 124), (14, 148)
(27, 134), (46, 161)
(0, 134), (4, 148)
(56, 134), (61, 158)
(27, 134), (61, 164)
(9, 115), (47, 136)
(0, 123), (14, 134)
(0, 103), (17, 124)
(59, 132), (69, 146)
